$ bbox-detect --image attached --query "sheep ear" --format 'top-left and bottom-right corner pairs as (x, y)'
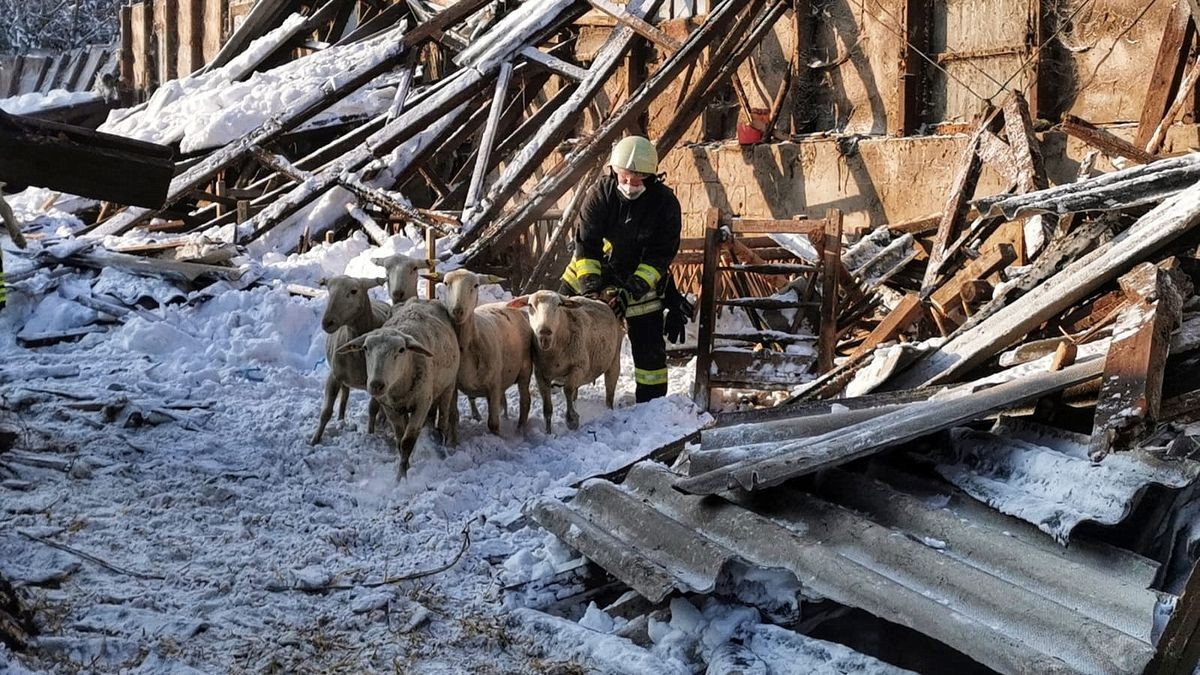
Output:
(485, 275), (506, 284)
(420, 271), (442, 282)
(417, 259), (433, 269)
(371, 255), (396, 268)
(406, 339), (434, 357)
(317, 277), (329, 287)
(560, 296), (581, 308)
(506, 295), (530, 309)
(336, 334), (369, 354)
(361, 277), (386, 289)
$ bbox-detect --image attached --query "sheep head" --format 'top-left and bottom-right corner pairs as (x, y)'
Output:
(338, 328), (433, 398)
(321, 276), (384, 334)
(511, 290), (578, 352)
(372, 254), (431, 304)
(443, 269), (505, 324)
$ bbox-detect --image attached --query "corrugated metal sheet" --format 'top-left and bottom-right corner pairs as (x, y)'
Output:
(932, 418), (1200, 542)
(532, 461), (1167, 675)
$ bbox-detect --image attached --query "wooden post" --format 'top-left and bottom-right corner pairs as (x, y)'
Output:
(179, 0), (204, 75)
(119, 5), (135, 89)
(131, 2), (154, 96)
(692, 209), (722, 412)
(818, 209), (842, 372)
(1088, 262), (1185, 460)
(203, 0), (226, 65)
(425, 227), (437, 300)
(154, 0), (179, 84)
(215, 178), (227, 219)
(894, 0), (928, 137)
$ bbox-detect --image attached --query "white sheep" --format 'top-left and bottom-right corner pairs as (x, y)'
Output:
(310, 276), (391, 445)
(506, 291), (623, 433)
(338, 299), (460, 478)
(372, 254), (430, 304)
(441, 269), (533, 434)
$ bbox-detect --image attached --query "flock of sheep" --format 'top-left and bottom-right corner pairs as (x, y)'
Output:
(310, 254), (626, 478)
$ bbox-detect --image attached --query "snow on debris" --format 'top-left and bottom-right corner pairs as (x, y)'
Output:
(0, 227), (711, 673)
(0, 90), (101, 116)
(98, 16), (401, 153)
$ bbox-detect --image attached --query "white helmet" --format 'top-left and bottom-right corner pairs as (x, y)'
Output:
(609, 136), (658, 175)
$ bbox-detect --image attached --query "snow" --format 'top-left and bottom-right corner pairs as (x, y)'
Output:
(1, 222), (715, 672)
(0, 90), (100, 116)
(510, 597), (913, 674)
(98, 17), (402, 153)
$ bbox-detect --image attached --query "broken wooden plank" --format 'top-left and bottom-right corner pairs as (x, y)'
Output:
(1002, 91), (1048, 193)
(1059, 114), (1157, 164)
(676, 358), (1105, 495)
(894, 179), (1200, 388)
(519, 46), (589, 81)
(928, 243), (1017, 318)
(1135, 0), (1194, 150)
(849, 293), (925, 359)
(976, 130), (1021, 186)
(921, 106), (1001, 292)
(586, 0), (682, 51)
(1089, 262), (1186, 460)
(64, 249), (244, 283)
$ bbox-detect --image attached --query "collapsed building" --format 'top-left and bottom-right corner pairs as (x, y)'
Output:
(3, 0), (1200, 672)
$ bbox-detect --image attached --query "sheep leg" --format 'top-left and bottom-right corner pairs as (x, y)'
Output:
(367, 398), (379, 434)
(485, 386), (503, 435)
(516, 364), (532, 429)
(443, 388), (459, 447)
(604, 351), (621, 409)
(398, 399), (433, 480)
(468, 396), (482, 421)
(537, 372), (554, 434)
(564, 384), (580, 430)
(337, 385), (350, 420)
(310, 375), (341, 444)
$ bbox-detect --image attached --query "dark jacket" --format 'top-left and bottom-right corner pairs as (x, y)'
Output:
(574, 174), (682, 289)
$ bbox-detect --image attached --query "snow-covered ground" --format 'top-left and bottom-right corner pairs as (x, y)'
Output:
(0, 194), (729, 672)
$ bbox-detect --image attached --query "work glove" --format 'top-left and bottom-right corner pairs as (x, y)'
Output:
(663, 294), (694, 343)
(580, 273), (604, 297)
(598, 286), (626, 320)
(623, 275), (653, 301)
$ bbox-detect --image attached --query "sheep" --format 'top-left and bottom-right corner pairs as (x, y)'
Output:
(372, 254), (430, 305)
(310, 275), (391, 445)
(338, 299), (460, 478)
(375, 253), (483, 421)
(441, 269), (533, 434)
(506, 291), (623, 433)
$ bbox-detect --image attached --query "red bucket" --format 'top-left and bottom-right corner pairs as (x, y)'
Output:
(737, 123), (763, 145)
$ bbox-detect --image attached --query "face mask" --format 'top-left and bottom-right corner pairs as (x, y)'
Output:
(617, 183), (646, 200)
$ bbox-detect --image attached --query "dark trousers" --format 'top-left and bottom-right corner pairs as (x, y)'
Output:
(627, 307), (667, 402)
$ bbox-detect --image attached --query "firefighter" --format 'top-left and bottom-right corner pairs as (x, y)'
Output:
(558, 135), (687, 402)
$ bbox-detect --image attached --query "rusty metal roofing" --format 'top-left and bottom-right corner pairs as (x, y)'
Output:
(531, 460), (1168, 675)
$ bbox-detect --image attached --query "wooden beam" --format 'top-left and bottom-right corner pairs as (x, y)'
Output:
(929, 243), (1017, 328)
(818, 209), (842, 372)
(849, 293), (925, 359)
(1088, 262), (1185, 460)
(585, 0), (683, 52)
(1058, 114), (1157, 164)
(1002, 91), (1047, 192)
(921, 106), (1001, 292)
(519, 46), (589, 81)
(464, 61), (515, 215)
(154, 0), (179, 84)
(1135, 0), (1193, 150)
(976, 130), (1021, 186)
